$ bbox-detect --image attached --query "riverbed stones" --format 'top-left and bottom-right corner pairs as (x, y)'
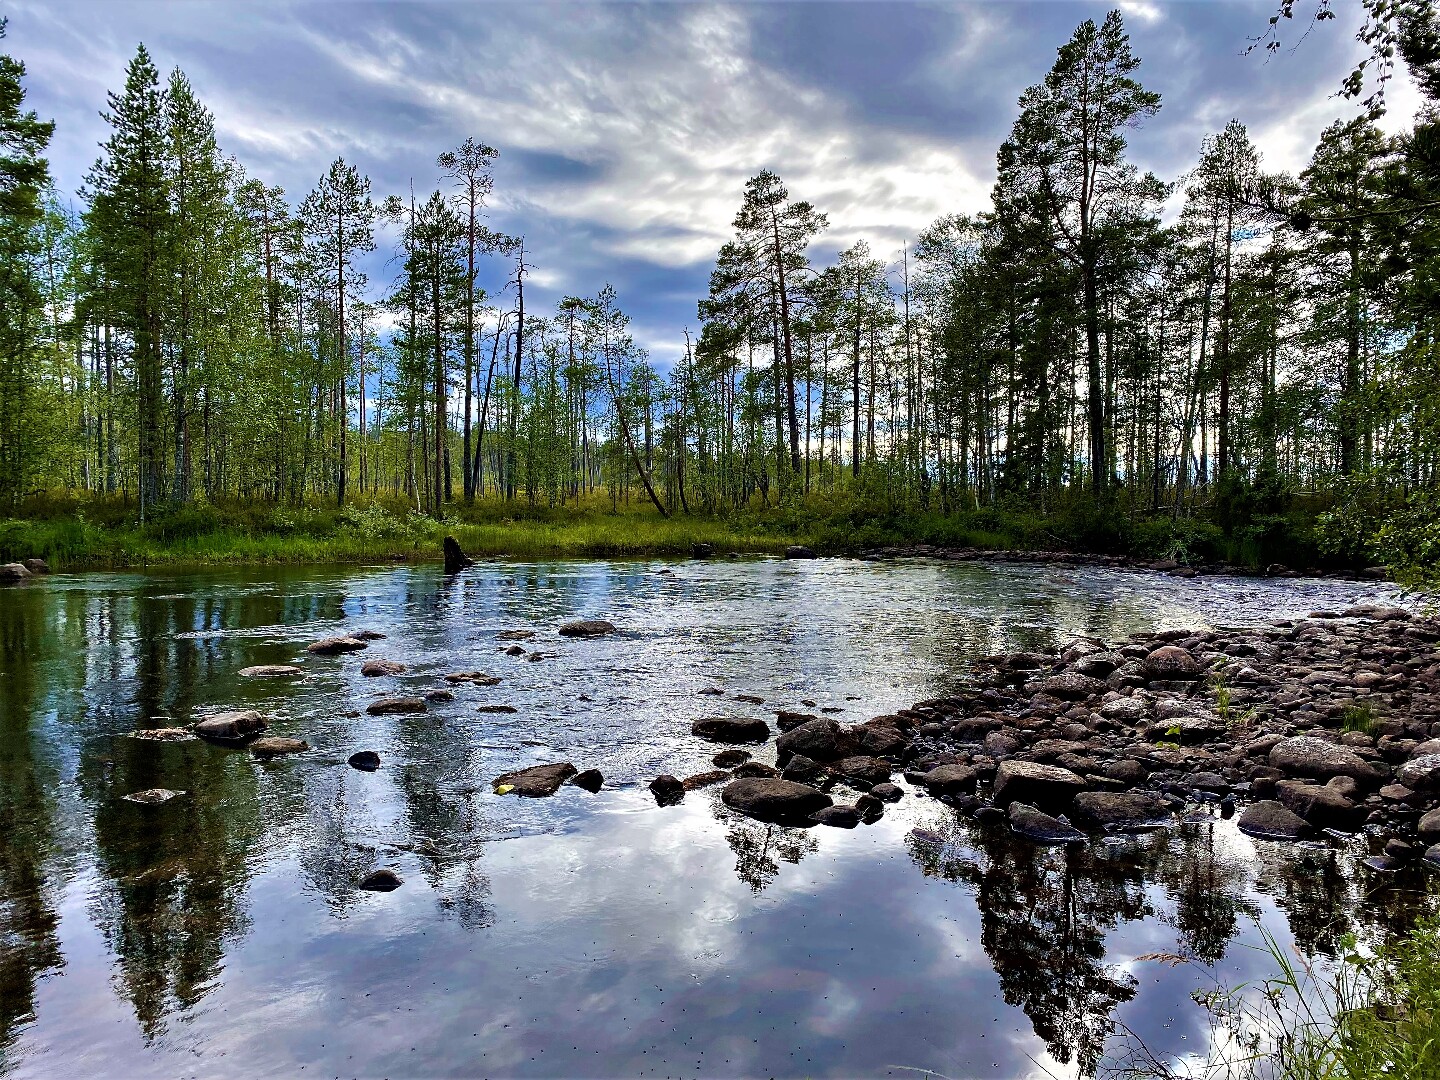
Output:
(809, 804), (861, 828)
(1274, 780), (1362, 829)
(691, 716), (771, 743)
(1143, 645), (1202, 681)
(361, 659), (407, 677)
(1029, 673), (1106, 701)
(712, 749), (750, 768)
(1269, 736), (1383, 784)
(20, 558), (48, 574)
(130, 728), (196, 742)
(682, 769), (731, 791)
(306, 636), (368, 655)
(992, 760), (1087, 810)
(558, 619), (617, 637)
(1072, 791), (1173, 831)
(194, 710), (267, 744)
(348, 751), (381, 771)
(1397, 754), (1440, 791)
(494, 762), (578, 797)
(784, 545), (817, 559)
(780, 754), (825, 784)
(721, 777), (832, 823)
(0, 562), (30, 583)
(250, 737), (309, 758)
(1238, 799), (1312, 841)
(570, 769), (604, 792)
(829, 756), (893, 788)
(238, 664), (303, 678)
(424, 689), (455, 703)
(1008, 802), (1085, 844)
(649, 774), (684, 804)
(1146, 713), (1227, 744)
(122, 788), (185, 805)
(358, 868), (403, 892)
(921, 765), (980, 798)
(367, 697), (427, 715)
(444, 671), (502, 686)
(775, 717), (859, 765)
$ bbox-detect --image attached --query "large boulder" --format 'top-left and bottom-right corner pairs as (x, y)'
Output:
(358, 868), (403, 892)
(0, 562), (30, 583)
(194, 710), (267, 744)
(361, 659), (407, 677)
(828, 756), (893, 788)
(1143, 645), (1202, 681)
(306, 636), (369, 655)
(1397, 754), (1440, 791)
(1238, 800), (1312, 841)
(784, 545), (817, 559)
(1008, 803), (1086, 844)
(1028, 673), (1106, 701)
(992, 760), (1087, 810)
(691, 717), (772, 744)
(920, 765), (979, 798)
(493, 762), (578, 797)
(1275, 780), (1363, 830)
(250, 737), (309, 758)
(366, 697), (427, 715)
(558, 619), (617, 638)
(775, 717), (860, 765)
(1071, 791), (1172, 831)
(721, 777), (832, 823)
(1269, 736), (1383, 784)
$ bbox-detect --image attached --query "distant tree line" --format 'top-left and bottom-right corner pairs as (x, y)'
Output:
(2, 8), (1439, 566)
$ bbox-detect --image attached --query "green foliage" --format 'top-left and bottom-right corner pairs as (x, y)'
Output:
(1341, 702), (1377, 734)
(1376, 488), (1440, 585)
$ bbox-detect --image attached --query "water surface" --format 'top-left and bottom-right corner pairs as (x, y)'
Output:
(0, 557), (1433, 1078)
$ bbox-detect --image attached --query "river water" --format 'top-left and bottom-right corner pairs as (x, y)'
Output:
(0, 557), (1433, 1078)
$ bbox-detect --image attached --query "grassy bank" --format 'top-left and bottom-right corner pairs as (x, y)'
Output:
(0, 491), (1332, 572)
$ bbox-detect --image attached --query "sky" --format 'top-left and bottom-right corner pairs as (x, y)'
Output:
(7, 0), (1421, 366)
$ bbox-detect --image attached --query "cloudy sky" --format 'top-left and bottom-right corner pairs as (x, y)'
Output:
(7, 0), (1418, 364)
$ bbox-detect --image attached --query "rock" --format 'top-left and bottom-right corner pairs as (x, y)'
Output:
(130, 728), (196, 742)
(0, 562), (30, 583)
(829, 756), (893, 787)
(20, 558), (49, 574)
(476, 704), (517, 713)
(780, 754), (825, 783)
(734, 693), (766, 705)
(444, 671), (501, 686)
(1238, 800), (1312, 841)
(1074, 652), (1124, 679)
(570, 769), (604, 792)
(699, 686), (725, 696)
(712, 749), (750, 768)
(1397, 754), (1440, 791)
(1143, 645), (1202, 681)
(784, 545), (817, 559)
(1425, 844), (1440, 869)
(691, 542), (715, 558)
(1385, 838), (1415, 860)
(1104, 759), (1149, 785)
(443, 535), (474, 574)
(1275, 780), (1362, 829)
(358, 868), (403, 892)
(558, 619), (618, 638)
(1100, 697), (1150, 724)
(122, 788), (185, 805)
(353, 629), (387, 641)
(992, 760), (1087, 810)
(361, 659), (407, 677)
(1008, 802), (1086, 844)
(250, 737), (309, 758)
(649, 774), (684, 804)
(1029, 673), (1106, 701)
(682, 769), (731, 790)
(721, 777), (832, 822)
(238, 664), (303, 678)
(692, 717), (772, 744)
(367, 697), (427, 715)
(1072, 792), (1173, 831)
(495, 762), (579, 797)
(1270, 736), (1383, 784)
(194, 710), (267, 744)
(306, 636), (368, 655)
(424, 689), (455, 703)
(1419, 808), (1440, 843)
(870, 782), (904, 802)
(732, 761), (780, 778)
(348, 751), (381, 771)
(775, 710), (818, 731)
(921, 765), (980, 798)
(504, 645), (526, 656)
(775, 717), (859, 765)
(496, 629), (536, 641)
(1147, 713), (1227, 744)
(810, 805), (860, 828)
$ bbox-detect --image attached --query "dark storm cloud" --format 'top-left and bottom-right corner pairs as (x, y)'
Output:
(7, 1), (1402, 365)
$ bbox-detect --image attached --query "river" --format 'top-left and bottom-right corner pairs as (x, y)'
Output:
(0, 556), (1431, 1078)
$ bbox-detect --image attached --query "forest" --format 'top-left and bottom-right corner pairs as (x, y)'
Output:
(1, 6), (1439, 575)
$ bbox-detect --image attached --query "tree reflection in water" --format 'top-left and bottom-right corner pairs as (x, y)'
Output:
(721, 811), (820, 895)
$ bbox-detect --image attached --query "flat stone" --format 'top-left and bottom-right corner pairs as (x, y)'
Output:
(366, 697), (427, 715)
(1269, 736), (1383, 784)
(1071, 791), (1172, 831)
(249, 737), (309, 758)
(494, 762), (579, 797)
(921, 764), (980, 798)
(1275, 780), (1362, 829)
(992, 760), (1087, 810)
(122, 788), (185, 805)
(361, 659), (407, 677)
(306, 636), (369, 655)
(829, 756), (893, 787)
(238, 664), (303, 678)
(558, 619), (617, 637)
(1238, 799), (1312, 841)
(194, 710), (267, 743)
(496, 629), (536, 641)
(476, 704), (517, 713)
(720, 777), (832, 823)
(130, 728), (196, 742)
(1008, 802), (1086, 844)
(682, 769), (731, 790)
(691, 717), (772, 743)
(712, 749), (750, 768)
(444, 671), (501, 686)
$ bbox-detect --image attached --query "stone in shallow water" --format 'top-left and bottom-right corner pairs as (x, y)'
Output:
(123, 788), (185, 805)
(691, 717), (771, 744)
(1008, 802), (1086, 844)
(558, 619), (617, 638)
(194, 710), (267, 743)
(361, 659), (406, 677)
(249, 737), (309, 758)
(570, 769), (604, 793)
(130, 728), (196, 742)
(650, 774), (684, 805)
(682, 769), (730, 791)
(1238, 800), (1312, 841)
(1072, 791), (1173, 831)
(992, 760), (1087, 810)
(496, 629), (535, 641)
(348, 751), (381, 771)
(367, 697), (427, 715)
(358, 868), (402, 892)
(712, 749), (750, 768)
(721, 777), (831, 823)
(476, 704), (517, 714)
(238, 664), (303, 678)
(444, 671), (501, 686)
(494, 762), (578, 797)
(810, 804), (860, 828)
(921, 765), (980, 798)
(1269, 736), (1382, 784)
(306, 636), (368, 655)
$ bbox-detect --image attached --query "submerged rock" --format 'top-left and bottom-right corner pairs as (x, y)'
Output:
(1008, 802), (1086, 844)
(353, 629), (387, 641)
(123, 788), (185, 805)
(361, 659), (407, 677)
(810, 804), (861, 828)
(691, 717), (772, 743)
(130, 728), (196, 743)
(558, 619), (617, 638)
(306, 636), (368, 656)
(194, 710), (267, 744)
(496, 629), (536, 641)
(1238, 799), (1312, 841)
(650, 774), (685, 805)
(775, 717), (859, 765)
(367, 697), (427, 715)
(720, 777), (831, 822)
(570, 769), (604, 793)
(682, 769), (731, 790)
(250, 737), (309, 758)
(444, 671), (502, 686)
(358, 868), (403, 892)
(348, 750), (381, 771)
(424, 689), (455, 703)
(712, 749), (751, 768)
(779, 755), (824, 783)
(494, 762), (578, 797)
(238, 664), (303, 678)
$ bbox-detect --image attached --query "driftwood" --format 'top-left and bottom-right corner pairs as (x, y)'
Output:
(443, 535), (475, 574)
